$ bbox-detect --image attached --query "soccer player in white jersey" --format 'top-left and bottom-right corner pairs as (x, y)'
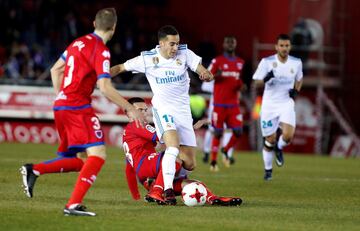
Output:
(111, 25), (213, 204)
(252, 34), (303, 180)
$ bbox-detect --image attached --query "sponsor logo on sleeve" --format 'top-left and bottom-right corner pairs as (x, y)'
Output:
(145, 124), (156, 133)
(103, 60), (110, 73)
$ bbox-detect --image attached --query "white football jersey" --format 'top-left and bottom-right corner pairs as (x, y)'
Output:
(124, 45), (201, 111)
(252, 54), (303, 106)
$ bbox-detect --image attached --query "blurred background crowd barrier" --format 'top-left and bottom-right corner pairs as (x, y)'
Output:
(0, 0), (359, 156)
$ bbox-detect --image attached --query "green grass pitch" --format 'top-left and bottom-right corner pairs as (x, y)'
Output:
(0, 142), (359, 231)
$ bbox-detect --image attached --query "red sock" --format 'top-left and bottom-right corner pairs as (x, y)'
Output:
(153, 168), (164, 190)
(33, 157), (84, 175)
(211, 137), (220, 162)
(66, 156), (105, 207)
(173, 179), (184, 195)
(224, 134), (239, 152)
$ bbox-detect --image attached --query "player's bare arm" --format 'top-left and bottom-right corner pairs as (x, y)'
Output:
(196, 64), (214, 81)
(97, 78), (145, 127)
(50, 58), (66, 95)
(294, 79), (303, 91)
(110, 63), (127, 77)
(193, 119), (211, 130)
(254, 79), (265, 87)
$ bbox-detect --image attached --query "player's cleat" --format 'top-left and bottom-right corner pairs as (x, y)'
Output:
(229, 156), (235, 165)
(163, 188), (177, 205)
(202, 152), (209, 163)
(145, 187), (166, 205)
(210, 196), (242, 206)
(264, 169), (272, 181)
(63, 204), (96, 216)
(210, 160), (219, 172)
(274, 145), (284, 167)
(20, 163), (38, 198)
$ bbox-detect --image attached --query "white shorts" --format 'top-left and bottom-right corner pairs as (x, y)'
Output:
(260, 101), (296, 137)
(152, 107), (197, 147)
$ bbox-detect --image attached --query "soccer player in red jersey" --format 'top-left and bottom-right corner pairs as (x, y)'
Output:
(19, 8), (145, 216)
(208, 36), (245, 171)
(122, 97), (242, 206)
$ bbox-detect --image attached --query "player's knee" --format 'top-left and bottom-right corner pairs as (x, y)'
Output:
(183, 161), (196, 171)
(263, 139), (275, 151)
(282, 134), (293, 143)
(213, 129), (223, 139)
(87, 145), (107, 160)
(232, 128), (243, 137)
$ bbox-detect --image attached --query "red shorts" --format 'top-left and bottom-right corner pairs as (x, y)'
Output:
(135, 152), (163, 183)
(54, 107), (104, 157)
(212, 106), (243, 130)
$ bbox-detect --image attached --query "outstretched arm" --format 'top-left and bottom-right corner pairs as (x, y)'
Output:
(193, 118), (211, 130)
(110, 63), (127, 77)
(125, 162), (140, 200)
(196, 64), (214, 82)
(98, 78), (145, 127)
(294, 79), (303, 92)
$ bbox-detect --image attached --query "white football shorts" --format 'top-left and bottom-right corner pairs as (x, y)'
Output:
(152, 107), (197, 147)
(260, 101), (296, 137)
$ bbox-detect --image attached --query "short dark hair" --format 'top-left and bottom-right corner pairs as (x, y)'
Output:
(224, 35), (236, 40)
(127, 97), (145, 105)
(158, 25), (179, 41)
(277, 34), (291, 42)
(95, 8), (117, 31)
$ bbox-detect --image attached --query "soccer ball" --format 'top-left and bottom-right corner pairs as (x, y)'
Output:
(181, 182), (207, 207)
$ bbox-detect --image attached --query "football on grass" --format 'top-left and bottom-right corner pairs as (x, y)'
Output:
(181, 182), (207, 206)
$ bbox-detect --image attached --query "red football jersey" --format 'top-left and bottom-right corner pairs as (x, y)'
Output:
(122, 122), (158, 169)
(208, 55), (245, 105)
(54, 33), (111, 108)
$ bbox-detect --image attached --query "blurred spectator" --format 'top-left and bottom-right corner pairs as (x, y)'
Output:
(0, 0), (183, 90)
(290, 18), (313, 64)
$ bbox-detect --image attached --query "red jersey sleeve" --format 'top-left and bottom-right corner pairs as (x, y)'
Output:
(125, 161), (140, 200)
(94, 47), (111, 80)
(208, 58), (219, 75)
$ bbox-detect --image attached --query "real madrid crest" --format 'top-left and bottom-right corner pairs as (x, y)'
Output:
(272, 62), (277, 68)
(153, 57), (159, 67)
(176, 58), (182, 66)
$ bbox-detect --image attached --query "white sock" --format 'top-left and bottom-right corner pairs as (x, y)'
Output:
(162, 147), (179, 190)
(277, 135), (288, 150)
(222, 131), (233, 157)
(203, 129), (213, 153)
(262, 148), (273, 170)
(227, 148), (234, 158)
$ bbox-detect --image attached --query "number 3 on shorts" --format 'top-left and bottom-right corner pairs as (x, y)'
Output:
(262, 120), (273, 129)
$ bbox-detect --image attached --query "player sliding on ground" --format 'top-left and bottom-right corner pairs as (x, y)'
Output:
(122, 97), (242, 206)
